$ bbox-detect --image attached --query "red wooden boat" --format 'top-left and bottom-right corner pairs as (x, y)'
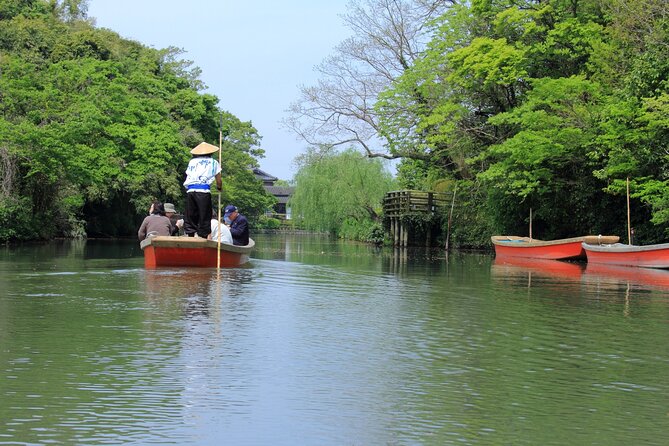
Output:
(582, 242), (669, 268)
(491, 235), (619, 260)
(140, 236), (255, 269)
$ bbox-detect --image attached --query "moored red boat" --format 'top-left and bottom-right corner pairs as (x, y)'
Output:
(140, 236), (255, 268)
(581, 242), (669, 269)
(491, 235), (619, 260)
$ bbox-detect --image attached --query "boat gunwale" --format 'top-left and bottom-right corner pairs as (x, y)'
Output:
(582, 241), (669, 253)
(491, 235), (618, 248)
(140, 236), (255, 254)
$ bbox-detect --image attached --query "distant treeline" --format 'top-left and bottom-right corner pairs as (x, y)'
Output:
(0, 0), (273, 242)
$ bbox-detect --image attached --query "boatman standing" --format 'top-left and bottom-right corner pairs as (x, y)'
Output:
(183, 142), (222, 238)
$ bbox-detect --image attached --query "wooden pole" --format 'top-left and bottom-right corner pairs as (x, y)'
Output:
(426, 193), (433, 247)
(627, 177), (631, 245)
(217, 115), (223, 271)
(529, 208), (533, 241)
(446, 185), (457, 251)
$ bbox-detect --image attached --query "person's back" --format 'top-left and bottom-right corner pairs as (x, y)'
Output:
(138, 202), (172, 240)
(183, 142), (222, 238)
(209, 211), (233, 244)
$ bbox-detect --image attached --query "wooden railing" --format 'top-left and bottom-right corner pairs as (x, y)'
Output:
(383, 190), (448, 217)
(383, 190), (449, 247)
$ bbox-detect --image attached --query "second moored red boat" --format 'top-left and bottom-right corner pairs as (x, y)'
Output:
(581, 241), (669, 269)
(491, 235), (620, 260)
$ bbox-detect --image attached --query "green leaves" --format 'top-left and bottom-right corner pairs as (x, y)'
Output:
(291, 148), (396, 235)
(448, 37), (528, 94)
(478, 76), (602, 200)
(0, 3), (270, 240)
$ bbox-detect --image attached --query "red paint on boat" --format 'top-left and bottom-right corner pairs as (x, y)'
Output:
(491, 235), (619, 260)
(582, 242), (669, 269)
(140, 236), (254, 269)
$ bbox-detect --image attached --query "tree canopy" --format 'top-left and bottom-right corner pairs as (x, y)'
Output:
(290, 148), (396, 236)
(0, 0), (273, 241)
(288, 0), (669, 245)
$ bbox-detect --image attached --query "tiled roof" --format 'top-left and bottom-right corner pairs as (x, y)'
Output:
(253, 167), (278, 182)
(265, 186), (294, 196)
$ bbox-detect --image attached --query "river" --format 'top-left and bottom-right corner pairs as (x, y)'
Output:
(1, 234), (668, 445)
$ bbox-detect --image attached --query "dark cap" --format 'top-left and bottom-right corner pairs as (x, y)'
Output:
(224, 205), (237, 217)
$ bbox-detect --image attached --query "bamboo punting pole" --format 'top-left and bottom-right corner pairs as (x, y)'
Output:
(217, 115), (223, 271)
(529, 208), (533, 241)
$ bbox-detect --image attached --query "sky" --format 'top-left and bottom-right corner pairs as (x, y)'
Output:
(87, 0), (352, 181)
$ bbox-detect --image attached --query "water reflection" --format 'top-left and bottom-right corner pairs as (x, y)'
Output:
(584, 262), (669, 291)
(143, 267), (256, 319)
(1, 239), (669, 445)
(491, 256), (584, 291)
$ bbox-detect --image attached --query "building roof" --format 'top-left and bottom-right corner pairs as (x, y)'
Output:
(265, 186), (294, 197)
(253, 167), (278, 182)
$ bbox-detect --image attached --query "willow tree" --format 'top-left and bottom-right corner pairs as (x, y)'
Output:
(289, 148), (396, 236)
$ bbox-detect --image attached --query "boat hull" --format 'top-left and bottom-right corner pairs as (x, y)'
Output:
(582, 242), (669, 268)
(491, 235), (619, 260)
(140, 236), (255, 269)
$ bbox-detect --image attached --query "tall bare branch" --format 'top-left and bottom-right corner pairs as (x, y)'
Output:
(284, 0), (455, 160)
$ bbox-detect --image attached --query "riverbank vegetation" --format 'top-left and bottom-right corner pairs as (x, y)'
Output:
(3, 0), (668, 248)
(289, 148), (395, 243)
(0, 0), (273, 242)
(287, 0), (669, 247)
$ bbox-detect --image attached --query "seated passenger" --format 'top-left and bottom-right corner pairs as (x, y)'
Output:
(138, 201), (172, 240)
(208, 210), (233, 244)
(224, 205), (249, 246)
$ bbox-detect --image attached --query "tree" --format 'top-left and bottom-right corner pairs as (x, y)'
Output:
(0, 1), (273, 240)
(283, 0), (454, 160)
(589, 0), (669, 236)
(290, 148), (396, 234)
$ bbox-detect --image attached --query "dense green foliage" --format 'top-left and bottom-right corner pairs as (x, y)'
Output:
(290, 148), (396, 241)
(0, 0), (273, 241)
(371, 0), (669, 245)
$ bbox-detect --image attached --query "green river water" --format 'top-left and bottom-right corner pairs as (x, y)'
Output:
(1, 234), (668, 445)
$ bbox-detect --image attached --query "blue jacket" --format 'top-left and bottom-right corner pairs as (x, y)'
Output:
(230, 214), (249, 246)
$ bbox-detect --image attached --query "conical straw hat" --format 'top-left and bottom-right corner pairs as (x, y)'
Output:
(190, 142), (219, 155)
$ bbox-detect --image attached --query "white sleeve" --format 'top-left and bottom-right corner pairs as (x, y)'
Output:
(222, 225), (233, 244)
(210, 219), (218, 240)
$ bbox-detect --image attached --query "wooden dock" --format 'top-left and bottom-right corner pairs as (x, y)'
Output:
(383, 190), (449, 247)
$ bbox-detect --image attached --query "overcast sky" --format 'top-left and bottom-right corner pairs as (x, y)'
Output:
(87, 0), (351, 181)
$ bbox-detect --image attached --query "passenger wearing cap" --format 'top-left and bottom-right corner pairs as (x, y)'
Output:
(183, 142), (223, 238)
(163, 203), (183, 236)
(224, 205), (249, 246)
